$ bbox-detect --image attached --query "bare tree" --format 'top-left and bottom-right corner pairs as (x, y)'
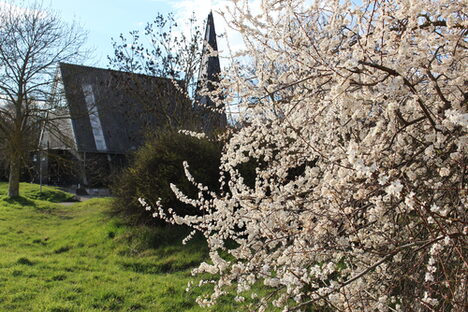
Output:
(0, 1), (87, 197)
(109, 12), (203, 100)
(108, 12), (207, 139)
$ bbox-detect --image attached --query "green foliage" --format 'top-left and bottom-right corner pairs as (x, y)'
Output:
(111, 131), (222, 225)
(0, 182), (77, 203)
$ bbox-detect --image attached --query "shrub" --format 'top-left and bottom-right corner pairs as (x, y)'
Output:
(111, 131), (222, 225)
(140, 1), (467, 311)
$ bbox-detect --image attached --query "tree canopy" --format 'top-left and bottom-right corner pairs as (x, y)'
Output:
(0, 1), (87, 197)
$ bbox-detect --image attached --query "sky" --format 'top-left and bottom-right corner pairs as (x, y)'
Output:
(1, 0), (248, 68)
(47, 0), (176, 66)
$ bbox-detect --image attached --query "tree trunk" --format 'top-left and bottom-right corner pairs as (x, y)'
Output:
(8, 159), (20, 197)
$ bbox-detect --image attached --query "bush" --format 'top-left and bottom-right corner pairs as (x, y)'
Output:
(138, 1), (467, 311)
(111, 131), (222, 225)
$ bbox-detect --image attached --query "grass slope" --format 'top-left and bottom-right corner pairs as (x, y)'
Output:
(0, 182), (77, 202)
(0, 184), (238, 312)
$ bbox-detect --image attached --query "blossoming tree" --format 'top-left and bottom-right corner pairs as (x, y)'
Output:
(141, 0), (467, 310)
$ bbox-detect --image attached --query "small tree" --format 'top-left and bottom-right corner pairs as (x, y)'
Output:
(109, 12), (203, 99)
(141, 0), (467, 310)
(108, 12), (205, 136)
(0, 1), (87, 197)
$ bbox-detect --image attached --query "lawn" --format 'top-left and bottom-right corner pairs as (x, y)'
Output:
(0, 183), (238, 311)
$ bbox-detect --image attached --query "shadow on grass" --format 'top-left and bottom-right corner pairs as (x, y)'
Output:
(16, 257), (34, 266)
(26, 190), (79, 203)
(2, 196), (36, 207)
(0, 196), (55, 212)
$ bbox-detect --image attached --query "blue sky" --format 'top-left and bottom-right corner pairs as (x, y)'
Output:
(2, 0), (241, 67)
(45, 0), (247, 68)
(45, 0), (182, 67)
(1, 0), (257, 68)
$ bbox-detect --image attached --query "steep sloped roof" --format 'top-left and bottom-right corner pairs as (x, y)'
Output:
(196, 12), (227, 132)
(197, 11), (221, 89)
(55, 63), (190, 154)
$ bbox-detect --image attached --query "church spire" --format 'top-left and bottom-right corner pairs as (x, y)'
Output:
(198, 11), (221, 87)
(196, 11), (226, 132)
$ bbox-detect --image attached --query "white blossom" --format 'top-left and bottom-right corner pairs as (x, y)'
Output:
(140, 0), (467, 310)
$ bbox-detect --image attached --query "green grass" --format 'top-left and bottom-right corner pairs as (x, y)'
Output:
(0, 182), (77, 202)
(0, 183), (240, 311)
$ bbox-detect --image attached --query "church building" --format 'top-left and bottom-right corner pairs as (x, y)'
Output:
(39, 12), (226, 188)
